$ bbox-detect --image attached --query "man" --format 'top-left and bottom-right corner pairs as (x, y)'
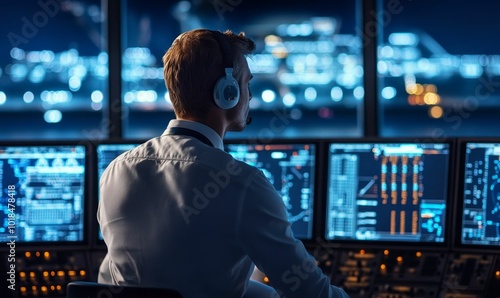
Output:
(98, 28), (349, 297)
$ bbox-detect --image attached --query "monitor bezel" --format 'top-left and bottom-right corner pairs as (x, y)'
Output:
(224, 137), (325, 244)
(0, 140), (93, 249)
(452, 138), (500, 252)
(319, 137), (457, 250)
(90, 138), (147, 249)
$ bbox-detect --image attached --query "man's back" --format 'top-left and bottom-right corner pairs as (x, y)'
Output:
(98, 134), (260, 296)
(98, 126), (349, 297)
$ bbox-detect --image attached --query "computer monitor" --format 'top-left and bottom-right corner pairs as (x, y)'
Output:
(225, 140), (318, 240)
(458, 141), (500, 248)
(0, 142), (88, 244)
(324, 140), (453, 245)
(95, 142), (142, 241)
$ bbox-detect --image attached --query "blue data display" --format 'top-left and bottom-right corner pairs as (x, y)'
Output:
(461, 143), (500, 247)
(0, 145), (86, 243)
(226, 143), (316, 240)
(325, 142), (450, 243)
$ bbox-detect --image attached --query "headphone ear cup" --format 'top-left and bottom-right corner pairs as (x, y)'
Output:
(213, 73), (240, 110)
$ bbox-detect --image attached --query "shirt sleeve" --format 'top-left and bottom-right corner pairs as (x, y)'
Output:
(237, 170), (349, 298)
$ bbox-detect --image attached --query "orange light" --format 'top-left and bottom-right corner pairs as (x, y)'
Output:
(406, 83), (417, 95)
(51, 271), (56, 277)
(263, 276), (270, 283)
(424, 92), (439, 105)
(20, 272), (26, 278)
(56, 285), (62, 291)
(407, 94), (416, 106)
(24, 252), (31, 258)
(416, 251), (422, 257)
(496, 270), (500, 278)
(425, 84), (437, 93)
(57, 271), (65, 277)
(380, 264), (386, 270)
(44, 251), (50, 258)
(68, 270), (76, 276)
(35, 251), (41, 257)
(80, 270), (86, 276)
(31, 286), (37, 291)
(397, 256), (403, 263)
(43, 271), (49, 277)
(360, 249), (365, 255)
(415, 84), (424, 95)
(20, 286), (27, 293)
(416, 95), (425, 105)
(50, 285), (56, 291)
(29, 272), (36, 278)
(429, 106), (443, 119)
(383, 250), (389, 255)
(41, 286), (48, 292)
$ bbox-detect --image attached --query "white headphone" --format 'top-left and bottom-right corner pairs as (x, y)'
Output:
(210, 30), (240, 110)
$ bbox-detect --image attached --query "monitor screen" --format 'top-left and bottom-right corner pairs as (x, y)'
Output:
(325, 141), (451, 244)
(460, 142), (500, 247)
(226, 142), (317, 239)
(0, 144), (87, 243)
(95, 142), (141, 240)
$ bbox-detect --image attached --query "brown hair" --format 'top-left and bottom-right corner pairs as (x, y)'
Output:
(163, 29), (255, 118)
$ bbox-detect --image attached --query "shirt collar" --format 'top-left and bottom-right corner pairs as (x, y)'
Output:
(163, 119), (224, 150)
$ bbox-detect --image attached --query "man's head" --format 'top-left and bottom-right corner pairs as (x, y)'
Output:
(163, 29), (255, 133)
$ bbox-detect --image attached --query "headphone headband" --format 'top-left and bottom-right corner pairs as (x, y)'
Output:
(208, 30), (233, 69)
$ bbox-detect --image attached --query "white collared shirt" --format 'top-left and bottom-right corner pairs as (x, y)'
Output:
(97, 120), (349, 298)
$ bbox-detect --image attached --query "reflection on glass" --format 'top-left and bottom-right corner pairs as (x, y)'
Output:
(123, 0), (363, 138)
(378, 0), (500, 137)
(0, 0), (107, 140)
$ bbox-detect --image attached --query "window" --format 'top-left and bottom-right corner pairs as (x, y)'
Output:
(122, 0), (363, 139)
(378, 0), (500, 137)
(0, 0), (107, 140)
